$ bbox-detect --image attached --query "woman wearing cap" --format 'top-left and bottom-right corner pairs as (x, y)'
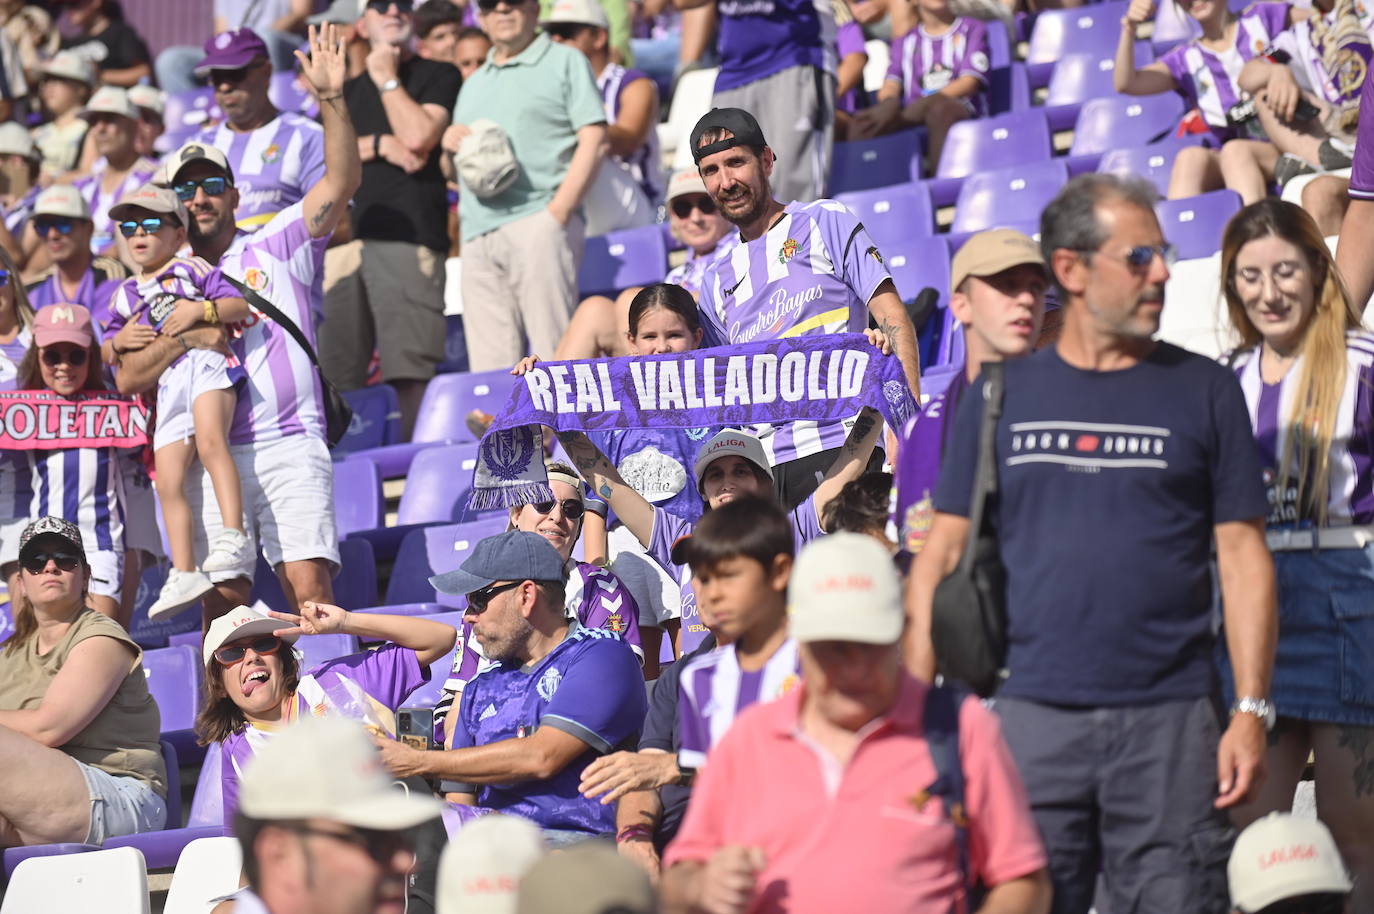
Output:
(15, 302), (128, 622)
(0, 515), (167, 849)
(0, 243), (34, 617)
(196, 602), (456, 824)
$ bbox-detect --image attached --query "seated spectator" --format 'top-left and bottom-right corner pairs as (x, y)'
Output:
(57, 0), (152, 88)
(1228, 813), (1353, 914)
(832, 0), (870, 139)
(544, 0), (661, 235)
(374, 530), (648, 845)
(849, 0), (993, 168)
(60, 87), (158, 261)
(820, 470), (897, 554)
(0, 516), (167, 848)
(662, 533), (1052, 914)
(1114, 0), (1304, 201)
(417, 0), (465, 64)
(0, 121), (40, 247)
(197, 602), (456, 823)
(0, 1), (58, 83)
(127, 84), (164, 159)
(436, 814), (547, 914)
(517, 840), (657, 914)
(453, 25), (492, 80)
(155, 0), (312, 93)
(31, 52), (94, 180)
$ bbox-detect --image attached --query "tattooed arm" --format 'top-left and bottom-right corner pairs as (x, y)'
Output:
(812, 406), (883, 524)
(868, 279), (922, 401)
(556, 431), (658, 551)
(298, 25), (361, 239)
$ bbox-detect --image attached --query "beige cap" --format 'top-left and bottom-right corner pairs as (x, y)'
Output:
(516, 840), (655, 914)
(540, 0), (609, 28)
(201, 604), (300, 667)
(1229, 813), (1352, 912)
(128, 85), (166, 118)
(238, 716), (444, 829)
(0, 122), (37, 160)
(456, 120), (519, 199)
(949, 228), (1046, 293)
(692, 429), (773, 492)
(41, 51), (96, 86)
(164, 139), (235, 183)
(788, 533), (904, 645)
(79, 85), (137, 122)
(665, 168), (708, 202)
(437, 815), (546, 914)
(109, 182), (189, 227)
(33, 184), (91, 220)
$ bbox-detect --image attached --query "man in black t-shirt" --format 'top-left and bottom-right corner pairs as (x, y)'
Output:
(58, 0), (151, 88)
(908, 174), (1279, 914)
(318, 0), (460, 438)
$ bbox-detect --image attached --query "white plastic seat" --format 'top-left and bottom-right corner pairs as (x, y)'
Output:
(163, 837), (243, 914)
(862, 39), (890, 94)
(656, 66), (719, 164)
(1, 846), (149, 914)
(1157, 253), (1234, 359)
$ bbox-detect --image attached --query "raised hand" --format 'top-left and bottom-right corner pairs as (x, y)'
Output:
(266, 601), (350, 637)
(293, 23), (347, 99)
(1125, 0), (1155, 26)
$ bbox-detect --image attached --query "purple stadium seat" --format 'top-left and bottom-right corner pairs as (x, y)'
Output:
(578, 224), (669, 297)
(355, 518), (510, 616)
(1097, 135), (1204, 197)
(334, 383), (401, 458)
(830, 129), (922, 195)
(268, 70), (316, 118)
(161, 88), (217, 135)
(919, 363), (964, 402)
(1156, 189), (1243, 260)
(333, 458), (384, 539)
(247, 537), (378, 612)
(950, 160), (1068, 235)
(400, 610), (467, 709)
(884, 236), (953, 309)
(1068, 93), (1186, 162)
(129, 563), (201, 649)
(1025, 1), (1130, 87)
(296, 632), (361, 668)
(396, 443), (485, 526)
(835, 181), (935, 247)
(988, 22), (1012, 68)
(929, 110), (1052, 205)
(142, 645), (202, 763)
(946, 219), (1042, 254)
(987, 63), (1031, 116)
(0, 600), (12, 643)
(1043, 43), (1154, 131)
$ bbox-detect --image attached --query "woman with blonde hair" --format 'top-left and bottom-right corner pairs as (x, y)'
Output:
(1219, 197), (1374, 910)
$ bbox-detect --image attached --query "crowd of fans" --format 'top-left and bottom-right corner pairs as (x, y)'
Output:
(0, 0), (1372, 913)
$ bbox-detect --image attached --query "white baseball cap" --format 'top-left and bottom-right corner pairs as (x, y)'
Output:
(128, 85), (166, 118)
(455, 120), (520, 199)
(41, 51), (96, 86)
(665, 168), (709, 203)
(238, 716), (444, 830)
(692, 429), (773, 492)
(201, 604), (300, 667)
(437, 815), (546, 914)
(79, 85), (137, 121)
(0, 122), (37, 160)
(787, 533), (904, 645)
(33, 184), (91, 220)
(1229, 813), (1352, 912)
(540, 0), (609, 28)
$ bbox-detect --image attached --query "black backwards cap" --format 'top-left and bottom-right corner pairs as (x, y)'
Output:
(689, 107), (773, 165)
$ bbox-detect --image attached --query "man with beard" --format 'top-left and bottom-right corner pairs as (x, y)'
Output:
(907, 174), (1279, 914)
(183, 28), (326, 233)
(373, 530), (648, 847)
(111, 24), (359, 622)
(689, 107), (920, 508)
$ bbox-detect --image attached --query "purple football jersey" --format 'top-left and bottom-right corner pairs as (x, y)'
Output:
(894, 369), (969, 555)
(885, 17), (993, 117)
(676, 637), (800, 769)
(185, 114), (326, 232)
(1349, 57), (1374, 198)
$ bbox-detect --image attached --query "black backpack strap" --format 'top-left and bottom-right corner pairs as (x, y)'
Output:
(923, 685), (971, 896)
(223, 274), (324, 372)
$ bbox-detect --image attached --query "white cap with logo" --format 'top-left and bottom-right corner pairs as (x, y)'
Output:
(1229, 813), (1352, 912)
(540, 0), (610, 28)
(33, 184), (91, 220)
(437, 814), (546, 914)
(788, 532), (904, 645)
(691, 429), (773, 492)
(79, 86), (138, 121)
(0, 122), (37, 161)
(201, 604), (300, 667)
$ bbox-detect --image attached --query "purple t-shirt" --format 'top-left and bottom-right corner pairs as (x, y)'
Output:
(715, 0), (834, 92)
(1349, 58), (1374, 199)
(449, 627), (647, 834)
(677, 637), (800, 769)
(885, 17), (993, 117)
(894, 369), (969, 555)
(835, 21), (869, 114)
(27, 261), (125, 343)
(216, 644), (430, 823)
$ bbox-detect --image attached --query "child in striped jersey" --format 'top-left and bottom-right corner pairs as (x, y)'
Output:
(1115, 0), (1307, 202)
(103, 185), (252, 620)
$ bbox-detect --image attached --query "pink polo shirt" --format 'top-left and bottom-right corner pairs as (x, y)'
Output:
(664, 674), (1047, 914)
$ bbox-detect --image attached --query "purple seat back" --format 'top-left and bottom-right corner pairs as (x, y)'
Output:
(1097, 136), (1204, 196)
(937, 110), (1051, 179)
(1045, 43), (1154, 107)
(951, 160), (1068, 235)
(0, 600), (12, 644)
(402, 612), (467, 709)
(336, 383), (401, 456)
(436, 314), (471, 375)
(1026, 1), (1130, 83)
(334, 458), (385, 538)
(986, 63), (1031, 115)
(835, 181), (934, 247)
(1155, 189), (1243, 259)
(947, 219), (1042, 255)
(988, 22), (1012, 68)
(268, 70), (317, 118)
(830, 129), (923, 194)
(247, 537), (376, 611)
(920, 363), (964, 402)
(395, 443), (483, 526)
(414, 369), (519, 445)
(296, 633), (360, 669)
(160, 740), (183, 827)
(578, 225), (669, 297)
(884, 236), (953, 309)
(143, 645), (202, 734)
(129, 564), (202, 648)
(1069, 93), (1185, 157)
(385, 519), (512, 607)
(162, 88), (218, 135)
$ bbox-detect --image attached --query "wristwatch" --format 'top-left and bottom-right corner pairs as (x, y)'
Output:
(1231, 696), (1277, 731)
(380, 78), (400, 93)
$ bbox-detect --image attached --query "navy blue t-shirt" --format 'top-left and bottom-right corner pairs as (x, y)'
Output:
(934, 343), (1266, 706)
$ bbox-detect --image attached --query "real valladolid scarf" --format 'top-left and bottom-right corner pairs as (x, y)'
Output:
(469, 334), (918, 510)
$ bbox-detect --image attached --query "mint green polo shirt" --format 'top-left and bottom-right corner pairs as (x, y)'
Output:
(453, 32), (607, 241)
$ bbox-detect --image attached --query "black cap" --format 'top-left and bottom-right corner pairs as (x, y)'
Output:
(689, 107), (772, 165)
(18, 516), (86, 564)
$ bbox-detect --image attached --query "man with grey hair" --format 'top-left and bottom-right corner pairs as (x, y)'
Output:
(907, 173), (1280, 914)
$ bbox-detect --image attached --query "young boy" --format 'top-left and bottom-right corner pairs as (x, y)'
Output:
(105, 183), (252, 618)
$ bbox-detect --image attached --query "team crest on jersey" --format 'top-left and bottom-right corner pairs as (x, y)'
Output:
(243, 268), (269, 292)
(867, 245), (884, 265)
(777, 238), (800, 264)
(261, 143), (282, 165)
(605, 613), (626, 634)
(904, 496), (934, 552)
(776, 674), (800, 698)
(537, 667), (562, 701)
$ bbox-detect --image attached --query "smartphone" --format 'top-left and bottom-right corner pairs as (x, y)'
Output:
(397, 708), (434, 751)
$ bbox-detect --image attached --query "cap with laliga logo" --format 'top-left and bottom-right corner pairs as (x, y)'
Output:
(109, 183), (189, 227)
(79, 86), (137, 122)
(787, 533), (904, 645)
(1229, 813), (1352, 912)
(40, 51), (96, 86)
(691, 429), (773, 492)
(0, 122), (38, 161)
(201, 604), (300, 667)
(689, 107), (771, 165)
(540, 0), (609, 28)
(666, 168), (709, 203)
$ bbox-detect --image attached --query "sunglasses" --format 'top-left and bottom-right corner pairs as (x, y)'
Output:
(34, 217), (77, 236)
(366, 0), (414, 12)
(20, 551), (81, 575)
(213, 634), (283, 666)
(173, 176), (232, 201)
(671, 195), (717, 219)
(531, 498), (585, 520)
(42, 346), (88, 367)
(477, 0), (531, 10)
(466, 580), (523, 612)
(289, 824), (415, 864)
(0, 269), (9, 288)
(118, 217), (172, 238)
(543, 22), (587, 40)
(1080, 243), (1177, 270)
(208, 61), (263, 84)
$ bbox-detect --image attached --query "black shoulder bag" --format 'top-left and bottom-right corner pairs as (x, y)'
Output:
(930, 361), (1008, 698)
(224, 275), (354, 447)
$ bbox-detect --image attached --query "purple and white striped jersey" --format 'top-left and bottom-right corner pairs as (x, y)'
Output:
(1159, 2), (1292, 141)
(664, 233), (739, 298)
(0, 330), (31, 528)
(27, 259), (127, 342)
(676, 637), (800, 769)
(2, 185), (40, 239)
(885, 17), (993, 117)
(697, 198), (891, 463)
(0, 327), (29, 390)
(598, 63), (664, 205)
(1271, 2), (1373, 109)
(28, 444), (124, 553)
(218, 202), (329, 446)
(73, 156), (159, 255)
(185, 113), (326, 233)
(1230, 331), (1374, 527)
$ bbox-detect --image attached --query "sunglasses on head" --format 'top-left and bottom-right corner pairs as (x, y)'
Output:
(20, 551), (81, 575)
(118, 217), (171, 238)
(466, 580), (523, 612)
(42, 346), (87, 367)
(530, 498), (585, 520)
(213, 634), (283, 666)
(173, 176), (232, 202)
(34, 217), (77, 236)
(671, 194), (717, 219)
(366, 0), (414, 12)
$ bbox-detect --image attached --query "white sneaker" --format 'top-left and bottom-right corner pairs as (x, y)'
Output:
(203, 528), (253, 574)
(148, 568), (214, 621)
